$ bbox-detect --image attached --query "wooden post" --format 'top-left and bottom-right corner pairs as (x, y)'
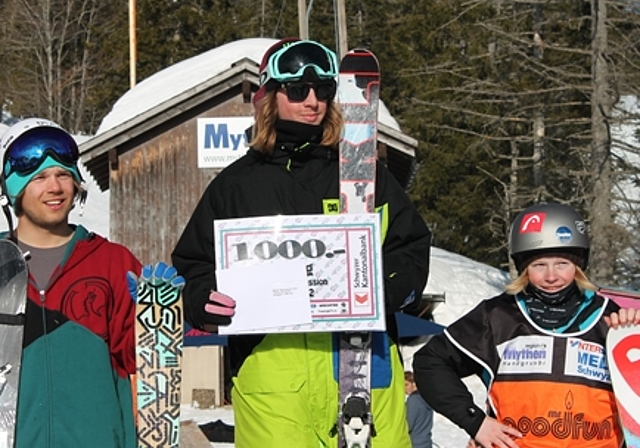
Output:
(335, 0), (348, 59)
(298, 0), (308, 39)
(129, 0), (137, 89)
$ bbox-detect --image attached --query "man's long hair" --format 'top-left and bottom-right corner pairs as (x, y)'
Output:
(249, 90), (343, 154)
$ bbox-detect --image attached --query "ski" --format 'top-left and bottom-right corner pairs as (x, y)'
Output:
(134, 265), (184, 448)
(0, 239), (27, 448)
(333, 49), (381, 448)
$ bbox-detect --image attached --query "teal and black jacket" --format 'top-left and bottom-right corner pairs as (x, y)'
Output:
(7, 226), (141, 448)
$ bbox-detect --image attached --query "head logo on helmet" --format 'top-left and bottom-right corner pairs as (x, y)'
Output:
(519, 212), (545, 233)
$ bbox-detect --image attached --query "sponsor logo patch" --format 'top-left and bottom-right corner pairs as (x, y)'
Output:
(497, 335), (553, 374)
(502, 390), (616, 441)
(564, 338), (610, 383)
(555, 226), (573, 244)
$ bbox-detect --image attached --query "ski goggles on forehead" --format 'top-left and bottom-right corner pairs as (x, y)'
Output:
(281, 80), (337, 102)
(3, 127), (79, 177)
(261, 41), (339, 87)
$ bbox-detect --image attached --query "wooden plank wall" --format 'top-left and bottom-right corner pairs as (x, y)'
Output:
(109, 97), (254, 265)
(109, 94), (253, 407)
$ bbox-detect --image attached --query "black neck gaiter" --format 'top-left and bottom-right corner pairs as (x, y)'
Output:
(522, 281), (583, 330)
(274, 119), (323, 147)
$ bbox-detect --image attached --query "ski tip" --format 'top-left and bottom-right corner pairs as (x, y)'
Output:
(348, 48), (378, 59)
(340, 49), (380, 73)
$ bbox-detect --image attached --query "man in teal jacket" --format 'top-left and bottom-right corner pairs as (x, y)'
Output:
(0, 118), (141, 447)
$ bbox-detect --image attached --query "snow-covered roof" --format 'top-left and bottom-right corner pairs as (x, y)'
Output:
(97, 38), (400, 135)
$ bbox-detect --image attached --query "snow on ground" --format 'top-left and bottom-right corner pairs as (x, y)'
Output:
(181, 405), (234, 448)
(181, 395), (487, 448)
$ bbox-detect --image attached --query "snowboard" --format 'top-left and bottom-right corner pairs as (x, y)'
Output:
(607, 325), (640, 448)
(334, 49), (380, 448)
(134, 264), (184, 448)
(0, 239), (27, 448)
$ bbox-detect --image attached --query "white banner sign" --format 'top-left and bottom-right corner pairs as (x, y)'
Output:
(197, 117), (253, 168)
(214, 214), (386, 334)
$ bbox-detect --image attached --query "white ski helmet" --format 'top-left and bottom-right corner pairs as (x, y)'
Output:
(509, 202), (590, 272)
(0, 118), (83, 205)
(1, 118), (62, 155)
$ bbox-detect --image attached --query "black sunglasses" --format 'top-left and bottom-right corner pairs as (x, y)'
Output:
(280, 81), (337, 102)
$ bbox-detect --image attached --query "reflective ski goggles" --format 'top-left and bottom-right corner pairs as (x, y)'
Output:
(281, 80), (337, 102)
(3, 127), (79, 177)
(261, 41), (339, 87)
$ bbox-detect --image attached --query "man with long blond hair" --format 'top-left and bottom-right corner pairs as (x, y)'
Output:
(414, 202), (639, 448)
(173, 38), (432, 447)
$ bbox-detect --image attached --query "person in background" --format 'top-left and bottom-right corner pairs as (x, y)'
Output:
(404, 371), (433, 448)
(0, 118), (183, 448)
(413, 202), (639, 448)
(172, 38), (432, 447)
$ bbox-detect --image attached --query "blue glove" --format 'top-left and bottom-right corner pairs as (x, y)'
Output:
(127, 271), (139, 303)
(142, 261), (186, 288)
(127, 261), (186, 303)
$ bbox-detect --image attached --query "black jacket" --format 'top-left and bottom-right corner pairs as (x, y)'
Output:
(412, 291), (620, 438)
(172, 143), (431, 373)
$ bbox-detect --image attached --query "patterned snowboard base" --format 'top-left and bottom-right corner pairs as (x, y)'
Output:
(134, 265), (184, 448)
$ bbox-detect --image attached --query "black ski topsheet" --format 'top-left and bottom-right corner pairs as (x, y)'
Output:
(0, 239), (27, 448)
(335, 49), (380, 448)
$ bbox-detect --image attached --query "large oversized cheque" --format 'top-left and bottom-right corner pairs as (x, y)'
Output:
(214, 214), (385, 334)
